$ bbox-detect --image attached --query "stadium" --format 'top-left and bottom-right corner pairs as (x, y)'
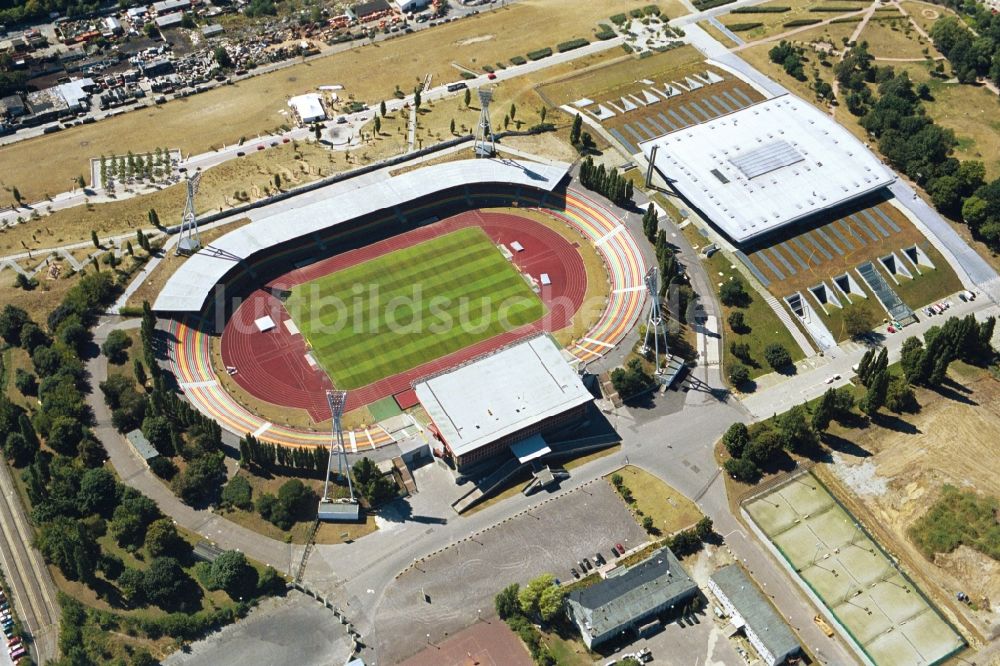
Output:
(154, 158), (647, 470)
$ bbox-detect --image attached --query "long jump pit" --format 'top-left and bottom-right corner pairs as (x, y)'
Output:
(743, 471), (965, 666)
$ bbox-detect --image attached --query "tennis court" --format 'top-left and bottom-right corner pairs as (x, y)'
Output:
(745, 472), (964, 666)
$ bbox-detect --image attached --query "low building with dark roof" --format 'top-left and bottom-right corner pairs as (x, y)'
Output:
(125, 429), (160, 465)
(353, 0), (392, 20)
(566, 546), (698, 649)
(708, 564), (800, 666)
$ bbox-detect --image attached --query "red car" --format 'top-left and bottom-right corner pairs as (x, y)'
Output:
(616, 543), (625, 555)
(487, 72), (497, 80)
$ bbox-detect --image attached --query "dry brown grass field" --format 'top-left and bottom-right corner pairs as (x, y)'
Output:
(819, 367), (1000, 641)
(0, 0), (664, 202)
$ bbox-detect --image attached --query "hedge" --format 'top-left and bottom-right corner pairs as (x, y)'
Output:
(630, 8), (643, 17)
(610, 12), (627, 24)
(692, 0), (736, 10)
(556, 38), (589, 53)
(595, 23), (616, 39)
(830, 15), (860, 22)
(482, 64), (494, 73)
(731, 4), (789, 11)
(809, 5), (862, 10)
(510, 55), (527, 65)
(460, 71), (476, 79)
(783, 17), (822, 25)
(526, 47), (553, 60)
(644, 4), (662, 14)
(729, 21), (764, 30)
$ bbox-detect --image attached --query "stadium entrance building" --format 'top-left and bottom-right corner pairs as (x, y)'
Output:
(413, 335), (592, 472)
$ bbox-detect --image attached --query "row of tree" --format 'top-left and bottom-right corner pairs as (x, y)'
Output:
(929, 13), (1000, 88)
(578, 156), (634, 207)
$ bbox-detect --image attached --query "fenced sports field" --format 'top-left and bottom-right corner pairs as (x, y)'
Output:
(744, 472), (964, 666)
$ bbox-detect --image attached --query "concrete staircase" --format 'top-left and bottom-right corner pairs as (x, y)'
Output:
(761, 291), (817, 357)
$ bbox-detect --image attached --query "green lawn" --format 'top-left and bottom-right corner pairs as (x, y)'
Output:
(286, 227), (546, 389)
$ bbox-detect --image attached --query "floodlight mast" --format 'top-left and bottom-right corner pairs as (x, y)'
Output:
(176, 171), (203, 256)
(474, 87), (496, 157)
(322, 390), (355, 503)
(642, 266), (664, 373)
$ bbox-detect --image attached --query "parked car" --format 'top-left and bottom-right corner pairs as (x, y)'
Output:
(595, 552), (606, 566)
(583, 557), (593, 570)
(571, 568), (580, 579)
(236, 151), (245, 157)
(616, 543), (625, 555)
(487, 72), (497, 80)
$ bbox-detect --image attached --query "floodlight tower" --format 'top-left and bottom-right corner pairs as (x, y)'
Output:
(321, 390), (356, 505)
(176, 170), (203, 256)
(642, 266), (664, 373)
(474, 87), (496, 157)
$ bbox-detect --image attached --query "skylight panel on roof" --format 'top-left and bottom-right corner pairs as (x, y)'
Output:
(729, 140), (804, 180)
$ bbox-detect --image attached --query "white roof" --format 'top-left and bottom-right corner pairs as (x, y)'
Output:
(154, 158), (569, 312)
(640, 95), (895, 244)
(414, 336), (592, 458)
(288, 93), (325, 122)
(55, 78), (93, 108)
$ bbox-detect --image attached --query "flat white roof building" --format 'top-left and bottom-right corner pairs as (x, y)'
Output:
(288, 93), (326, 124)
(415, 336), (592, 466)
(640, 95), (895, 245)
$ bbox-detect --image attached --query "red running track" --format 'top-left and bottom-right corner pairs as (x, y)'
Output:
(220, 211), (587, 421)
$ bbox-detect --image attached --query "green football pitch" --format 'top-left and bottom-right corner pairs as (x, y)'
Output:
(285, 227), (546, 389)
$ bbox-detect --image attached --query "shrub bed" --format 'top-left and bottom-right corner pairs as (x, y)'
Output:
(595, 23), (616, 39)
(644, 4), (662, 14)
(731, 4), (790, 11)
(693, 0), (736, 9)
(610, 12), (628, 24)
(729, 21), (765, 30)
(784, 17), (822, 26)
(526, 47), (553, 60)
(557, 38), (589, 52)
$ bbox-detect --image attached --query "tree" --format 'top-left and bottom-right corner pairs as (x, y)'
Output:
(722, 422), (750, 458)
(142, 518), (187, 559)
(570, 114), (582, 145)
(641, 515), (655, 532)
(143, 556), (195, 609)
(20, 322), (47, 353)
(213, 46), (233, 69)
(610, 357), (656, 398)
(413, 88), (421, 110)
(380, 99), (387, 116)
(860, 368), (889, 416)
(91, 230), (100, 248)
(119, 566), (145, 604)
(273, 173), (281, 190)
(728, 363), (750, 387)
(172, 451), (226, 505)
(720, 278), (750, 307)
(77, 468), (118, 517)
(463, 88), (471, 107)
(102, 329), (131, 364)
(37, 517), (98, 582)
(777, 404), (818, 453)
(0, 304), (29, 344)
(134, 358), (147, 387)
(723, 456), (758, 483)
(221, 475), (253, 511)
(885, 376), (919, 414)
(695, 516), (714, 540)
(11, 187), (22, 206)
(538, 583), (567, 622)
(207, 550), (258, 600)
(4, 432), (36, 467)
(727, 310), (749, 334)
(763, 343), (792, 370)
(812, 388), (838, 432)
(353, 457), (397, 506)
(147, 208), (160, 228)
(495, 583), (520, 619)
(509, 102), (516, 120)
(47, 416), (83, 456)
(518, 574), (555, 617)
(277, 479), (314, 519)
(744, 426), (784, 467)
(374, 115), (381, 134)
(843, 303), (875, 338)
(900, 336), (926, 384)
(14, 368), (36, 396)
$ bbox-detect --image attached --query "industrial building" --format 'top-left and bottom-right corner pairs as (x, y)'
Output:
(708, 564), (801, 666)
(640, 95), (895, 245)
(566, 547), (698, 649)
(288, 93), (326, 124)
(414, 335), (592, 471)
(396, 0), (431, 12)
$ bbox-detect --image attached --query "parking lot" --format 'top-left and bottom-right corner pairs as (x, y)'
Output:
(371, 480), (648, 664)
(164, 591), (353, 666)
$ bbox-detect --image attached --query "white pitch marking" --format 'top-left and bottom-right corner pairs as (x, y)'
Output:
(252, 422), (272, 437)
(349, 430), (358, 453)
(595, 225), (626, 246)
(582, 337), (616, 349)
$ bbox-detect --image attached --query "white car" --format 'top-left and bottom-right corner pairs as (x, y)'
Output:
(824, 374), (841, 384)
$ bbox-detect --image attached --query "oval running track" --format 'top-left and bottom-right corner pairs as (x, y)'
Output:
(166, 187), (646, 448)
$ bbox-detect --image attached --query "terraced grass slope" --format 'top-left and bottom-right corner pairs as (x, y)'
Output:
(286, 227), (546, 389)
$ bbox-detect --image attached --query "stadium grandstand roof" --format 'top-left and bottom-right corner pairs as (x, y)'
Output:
(639, 94), (895, 244)
(413, 336), (592, 458)
(153, 158), (569, 312)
